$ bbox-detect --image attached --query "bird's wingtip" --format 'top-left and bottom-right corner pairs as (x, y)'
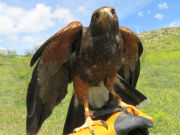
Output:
(136, 99), (151, 109)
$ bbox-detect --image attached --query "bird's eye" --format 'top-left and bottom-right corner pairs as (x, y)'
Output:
(111, 9), (115, 14)
(94, 12), (99, 18)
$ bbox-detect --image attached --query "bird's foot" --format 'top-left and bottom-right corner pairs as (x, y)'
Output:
(120, 101), (154, 122)
(73, 116), (108, 135)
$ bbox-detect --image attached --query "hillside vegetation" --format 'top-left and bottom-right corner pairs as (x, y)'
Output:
(0, 27), (180, 135)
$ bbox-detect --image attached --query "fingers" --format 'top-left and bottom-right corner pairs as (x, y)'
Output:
(114, 113), (154, 135)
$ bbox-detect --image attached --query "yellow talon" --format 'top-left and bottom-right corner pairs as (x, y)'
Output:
(121, 102), (154, 122)
(73, 104), (108, 135)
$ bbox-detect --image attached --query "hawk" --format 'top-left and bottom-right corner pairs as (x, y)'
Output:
(26, 7), (151, 135)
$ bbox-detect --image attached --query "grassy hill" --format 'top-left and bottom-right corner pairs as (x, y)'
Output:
(0, 27), (180, 135)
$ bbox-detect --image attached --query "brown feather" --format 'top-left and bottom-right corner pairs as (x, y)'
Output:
(42, 22), (82, 64)
(118, 26), (143, 87)
(73, 76), (89, 104)
(119, 26), (139, 58)
(26, 21), (83, 135)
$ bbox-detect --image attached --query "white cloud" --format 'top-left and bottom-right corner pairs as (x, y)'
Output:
(53, 7), (77, 24)
(0, 2), (76, 36)
(0, 46), (6, 50)
(0, 2), (77, 54)
(137, 11), (144, 17)
(20, 36), (43, 45)
(154, 13), (164, 20)
(158, 2), (168, 9)
(169, 20), (180, 27)
(17, 4), (54, 33)
(0, 15), (16, 36)
(77, 6), (88, 15)
(147, 10), (151, 14)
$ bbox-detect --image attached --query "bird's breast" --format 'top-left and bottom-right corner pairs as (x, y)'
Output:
(88, 82), (109, 109)
(76, 56), (122, 86)
(75, 33), (123, 86)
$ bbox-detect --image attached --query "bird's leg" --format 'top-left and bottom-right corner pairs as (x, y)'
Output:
(104, 73), (154, 122)
(73, 103), (108, 134)
(73, 76), (108, 134)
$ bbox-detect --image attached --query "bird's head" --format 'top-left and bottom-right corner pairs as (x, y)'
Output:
(90, 7), (119, 36)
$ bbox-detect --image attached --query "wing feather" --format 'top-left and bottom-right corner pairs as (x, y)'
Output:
(114, 26), (147, 106)
(119, 26), (143, 87)
(26, 21), (83, 135)
(30, 21), (82, 67)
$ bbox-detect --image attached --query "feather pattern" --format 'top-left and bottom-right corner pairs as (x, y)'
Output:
(63, 26), (147, 135)
(26, 22), (83, 135)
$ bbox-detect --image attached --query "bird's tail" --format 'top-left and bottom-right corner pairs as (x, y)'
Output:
(63, 94), (85, 135)
(114, 75), (150, 108)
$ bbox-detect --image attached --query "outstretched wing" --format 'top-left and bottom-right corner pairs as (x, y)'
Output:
(118, 26), (143, 88)
(26, 21), (83, 135)
(113, 26), (147, 106)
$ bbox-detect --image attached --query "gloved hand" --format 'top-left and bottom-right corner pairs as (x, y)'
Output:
(113, 111), (153, 135)
(69, 108), (154, 135)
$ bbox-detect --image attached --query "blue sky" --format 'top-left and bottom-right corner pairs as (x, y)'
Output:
(0, 0), (180, 54)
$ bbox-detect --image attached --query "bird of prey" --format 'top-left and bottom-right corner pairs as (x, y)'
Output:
(26, 6), (149, 135)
